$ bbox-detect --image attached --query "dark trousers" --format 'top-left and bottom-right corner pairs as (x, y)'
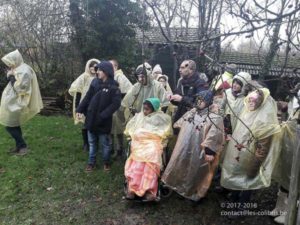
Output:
(6, 126), (27, 149)
(82, 129), (88, 146)
(230, 190), (253, 204)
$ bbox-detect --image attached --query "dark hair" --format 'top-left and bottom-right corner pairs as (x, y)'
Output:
(89, 61), (98, 68)
(143, 100), (154, 112)
(158, 77), (167, 82)
(233, 78), (243, 87)
(135, 66), (147, 76)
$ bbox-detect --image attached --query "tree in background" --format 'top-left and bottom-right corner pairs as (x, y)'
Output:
(69, 0), (146, 70)
(0, 0), (80, 95)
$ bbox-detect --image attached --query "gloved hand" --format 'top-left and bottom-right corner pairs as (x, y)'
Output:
(7, 75), (16, 86)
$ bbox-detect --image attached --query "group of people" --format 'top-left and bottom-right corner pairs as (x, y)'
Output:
(0, 49), (298, 222)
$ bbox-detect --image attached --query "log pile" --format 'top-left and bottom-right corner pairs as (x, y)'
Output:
(40, 96), (72, 116)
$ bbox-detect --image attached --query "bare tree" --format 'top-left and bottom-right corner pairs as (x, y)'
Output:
(225, 0), (300, 80)
(0, 0), (81, 94)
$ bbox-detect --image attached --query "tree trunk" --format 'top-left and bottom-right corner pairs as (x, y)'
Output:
(259, 19), (282, 81)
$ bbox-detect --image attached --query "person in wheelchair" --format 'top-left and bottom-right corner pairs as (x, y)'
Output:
(124, 98), (172, 201)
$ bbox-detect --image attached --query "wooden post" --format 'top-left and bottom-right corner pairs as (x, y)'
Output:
(285, 125), (300, 225)
(297, 201), (300, 225)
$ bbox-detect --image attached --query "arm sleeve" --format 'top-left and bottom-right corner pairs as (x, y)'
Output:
(76, 84), (94, 114)
(14, 72), (31, 96)
(246, 137), (272, 178)
(201, 116), (224, 154)
(75, 92), (82, 108)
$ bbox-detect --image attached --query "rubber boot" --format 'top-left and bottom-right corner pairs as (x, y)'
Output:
(270, 190), (288, 217)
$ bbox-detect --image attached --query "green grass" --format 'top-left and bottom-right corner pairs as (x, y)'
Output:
(0, 115), (277, 225)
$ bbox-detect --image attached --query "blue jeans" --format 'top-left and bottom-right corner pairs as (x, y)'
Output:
(88, 131), (111, 165)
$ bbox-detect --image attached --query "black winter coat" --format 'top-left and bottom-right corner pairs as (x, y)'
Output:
(76, 78), (121, 134)
(172, 72), (207, 123)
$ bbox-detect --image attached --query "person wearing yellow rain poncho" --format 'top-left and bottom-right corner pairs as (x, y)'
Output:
(0, 49), (43, 155)
(162, 90), (225, 201)
(124, 98), (172, 201)
(221, 72), (252, 134)
(211, 64), (237, 91)
(68, 59), (100, 151)
(271, 89), (300, 224)
(121, 63), (169, 121)
(221, 88), (281, 208)
(156, 74), (176, 117)
(109, 59), (133, 158)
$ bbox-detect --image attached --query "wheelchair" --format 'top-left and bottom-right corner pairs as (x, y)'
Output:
(123, 139), (173, 202)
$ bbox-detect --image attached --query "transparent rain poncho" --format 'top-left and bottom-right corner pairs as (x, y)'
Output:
(273, 100), (300, 192)
(111, 69), (133, 135)
(124, 109), (172, 168)
(162, 107), (224, 201)
(221, 72), (252, 130)
(221, 88), (282, 190)
(68, 58), (100, 124)
(122, 64), (169, 120)
(0, 50), (43, 127)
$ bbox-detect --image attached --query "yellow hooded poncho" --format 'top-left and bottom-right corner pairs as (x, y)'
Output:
(68, 58), (100, 124)
(124, 105), (172, 167)
(0, 50), (43, 127)
(221, 88), (282, 190)
(222, 71), (252, 130)
(112, 69), (133, 134)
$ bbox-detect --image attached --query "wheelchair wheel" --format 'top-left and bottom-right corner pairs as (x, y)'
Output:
(160, 184), (173, 198)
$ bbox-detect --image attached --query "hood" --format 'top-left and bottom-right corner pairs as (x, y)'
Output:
(244, 88), (270, 111)
(233, 72), (252, 87)
(1, 49), (24, 68)
(85, 58), (100, 76)
(144, 97), (160, 112)
(96, 61), (114, 78)
(135, 62), (153, 85)
(195, 90), (214, 106)
(156, 74), (168, 82)
(152, 64), (162, 75)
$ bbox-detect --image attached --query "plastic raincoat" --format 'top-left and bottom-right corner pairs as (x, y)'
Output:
(221, 72), (252, 130)
(68, 59), (100, 124)
(157, 74), (176, 117)
(221, 88), (281, 190)
(124, 105), (172, 196)
(122, 64), (169, 119)
(162, 106), (224, 201)
(0, 50), (43, 127)
(112, 69), (133, 135)
(273, 98), (300, 192)
(212, 71), (234, 91)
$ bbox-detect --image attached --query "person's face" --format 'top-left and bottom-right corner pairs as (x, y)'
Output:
(197, 98), (207, 109)
(232, 81), (242, 93)
(137, 74), (147, 85)
(179, 61), (191, 78)
(97, 69), (107, 80)
(89, 65), (96, 75)
(248, 97), (257, 111)
(143, 104), (153, 116)
(158, 78), (167, 87)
